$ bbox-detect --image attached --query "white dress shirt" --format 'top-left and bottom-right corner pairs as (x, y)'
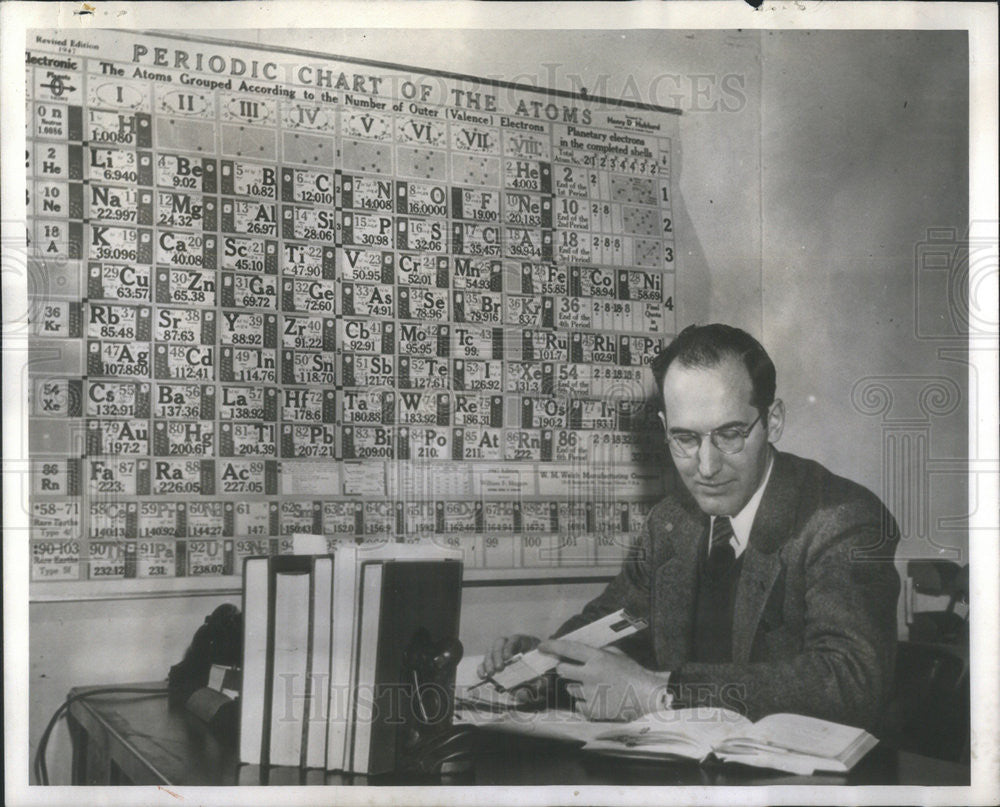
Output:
(708, 450), (775, 560)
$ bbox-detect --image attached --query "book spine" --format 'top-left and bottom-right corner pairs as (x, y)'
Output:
(300, 566), (317, 768)
(268, 570), (311, 767)
(366, 564), (397, 776)
(238, 556), (270, 765)
(368, 560), (464, 775)
(326, 544), (358, 770)
(305, 557), (333, 768)
(349, 562), (383, 773)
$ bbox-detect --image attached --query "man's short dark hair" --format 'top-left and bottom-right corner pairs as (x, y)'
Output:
(651, 324), (776, 418)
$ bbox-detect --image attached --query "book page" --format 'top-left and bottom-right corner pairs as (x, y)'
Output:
(457, 706), (610, 745)
(743, 713), (869, 758)
(714, 749), (821, 776)
(583, 708), (753, 760)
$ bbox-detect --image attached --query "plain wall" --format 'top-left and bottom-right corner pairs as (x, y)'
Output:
(758, 30), (969, 567)
(28, 29), (969, 783)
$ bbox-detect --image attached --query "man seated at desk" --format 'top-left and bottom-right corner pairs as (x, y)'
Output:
(479, 324), (900, 733)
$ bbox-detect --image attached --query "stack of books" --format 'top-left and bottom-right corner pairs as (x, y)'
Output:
(238, 538), (463, 775)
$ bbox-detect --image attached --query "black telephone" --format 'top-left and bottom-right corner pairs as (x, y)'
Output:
(168, 603), (243, 736)
(398, 629), (474, 774)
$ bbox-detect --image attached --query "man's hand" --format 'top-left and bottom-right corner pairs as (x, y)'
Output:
(538, 639), (671, 721)
(475, 634), (546, 706)
(477, 633), (541, 679)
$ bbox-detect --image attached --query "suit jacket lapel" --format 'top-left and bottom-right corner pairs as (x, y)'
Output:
(732, 547), (783, 663)
(652, 497), (706, 668)
(732, 450), (799, 663)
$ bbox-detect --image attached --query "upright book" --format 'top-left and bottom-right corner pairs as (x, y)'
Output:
(325, 542), (361, 772)
(325, 541), (462, 772)
(349, 557), (464, 775)
(268, 566), (311, 767)
(304, 556), (333, 768)
(238, 556), (270, 766)
(239, 554), (331, 768)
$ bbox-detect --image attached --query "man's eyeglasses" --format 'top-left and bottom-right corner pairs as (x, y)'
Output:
(665, 414), (763, 458)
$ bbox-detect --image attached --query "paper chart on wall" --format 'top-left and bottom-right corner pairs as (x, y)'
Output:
(25, 29), (679, 594)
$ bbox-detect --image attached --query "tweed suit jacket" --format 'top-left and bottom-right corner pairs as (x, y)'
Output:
(556, 450), (900, 733)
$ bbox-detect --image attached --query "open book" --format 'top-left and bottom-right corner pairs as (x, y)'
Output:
(582, 707), (877, 775)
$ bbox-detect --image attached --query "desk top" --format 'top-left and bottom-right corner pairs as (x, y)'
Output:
(67, 683), (970, 787)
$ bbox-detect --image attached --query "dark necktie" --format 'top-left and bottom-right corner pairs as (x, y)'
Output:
(707, 516), (736, 579)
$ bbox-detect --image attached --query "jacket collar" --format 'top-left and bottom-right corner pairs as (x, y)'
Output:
(666, 447), (800, 555)
(747, 449), (800, 554)
(654, 449), (799, 666)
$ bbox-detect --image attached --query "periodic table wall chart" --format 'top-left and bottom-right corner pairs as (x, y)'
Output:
(25, 30), (679, 598)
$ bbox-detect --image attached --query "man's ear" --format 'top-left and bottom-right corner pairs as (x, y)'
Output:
(766, 399), (785, 443)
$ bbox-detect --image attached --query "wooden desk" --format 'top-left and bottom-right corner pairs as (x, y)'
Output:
(67, 683), (970, 787)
